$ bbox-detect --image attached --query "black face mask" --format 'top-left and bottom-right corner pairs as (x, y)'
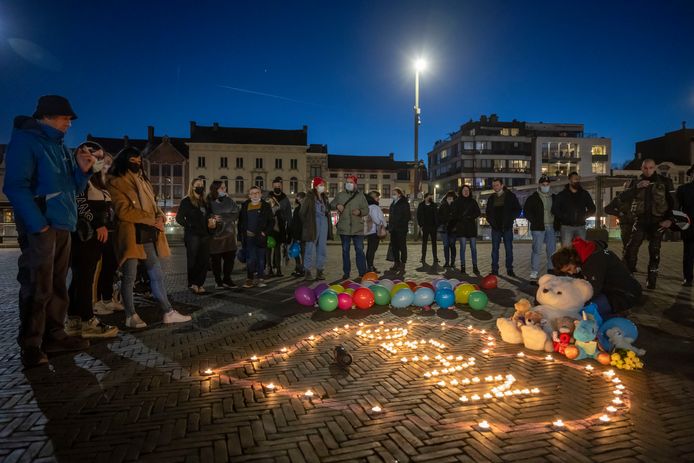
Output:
(127, 163), (140, 173)
(194, 187), (205, 195)
(273, 188), (282, 194)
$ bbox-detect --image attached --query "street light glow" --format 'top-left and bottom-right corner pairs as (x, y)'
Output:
(415, 58), (427, 72)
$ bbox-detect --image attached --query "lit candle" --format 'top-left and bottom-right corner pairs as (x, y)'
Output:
(483, 393), (493, 399)
(344, 324), (350, 329)
(424, 372), (432, 378)
(615, 384), (625, 390)
(308, 335), (315, 340)
(358, 322), (364, 326)
(545, 355), (553, 361)
(460, 395), (469, 402)
(530, 388), (540, 394)
(281, 347), (288, 353)
(478, 420), (490, 430)
(472, 377), (480, 383)
(266, 383), (276, 391)
(606, 406), (617, 413)
(517, 352), (525, 358)
(599, 414), (610, 422)
(437, 381), (446, 387)
(304, 390), (314, 398)
(203, 368), (213, 375)
(333, 327), (339, 332)
(485, 376), (494, 382)
(371, 406), (382, 413)
(379, 321), (384, 325)
(248, 312), (252, 316)
(413, 356), (419, 362)
(471, 394), (481, 401)
(251, 355), (258, 361)
(462, 378), (471, 385)
(612, 378), (621, 383)
(450, 379), (459, 386)
(613, 390), (623, 395)
(456, 356), (463, 361)
(604, 370), (615, 377)
(468, 325), (473, 330)
(481, 330), (487, 334)
(401, 357), (408, 363)
(552, 419), (565, 428)
(407, 320), (413, 325)
(612, 398), (623, 405)
(585, 365), (594, 371)
(482, 349), (490, 354)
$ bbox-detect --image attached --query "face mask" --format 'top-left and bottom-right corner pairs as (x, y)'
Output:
(540, 185), (550, 193)
(251, 197), (261, 204)
(127, 162), (140, 173)
(93, 158), (105, 172)
(317, 185), (326, 193)
(392, 195), (399, 201)
(273, 188), (281, 194)
(218, 191), (227, 197)
(345, 183), (354, 192)
(194, 187), (205, 195)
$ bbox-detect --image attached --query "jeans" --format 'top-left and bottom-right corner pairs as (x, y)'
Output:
(420, 228), (438, 262)
(17, 228), (71, 348)
(491, 228), (514, 273)
(439, 231), (456, 265)
(458, 237), (477, 269)
(211, 250), (236, 284)
(390, 229), (408, 264)
(560, 225), (586, 247)
(684, 239), (694, 282)
(184, 234), (210, 287)
(304, 216), (328, 272)
(366, 234), (380, 270)
(531, 225), (557, 274)
(121, 242), (172, 317)
(245, 237), (266, 279)
(340, 234), (367, 276)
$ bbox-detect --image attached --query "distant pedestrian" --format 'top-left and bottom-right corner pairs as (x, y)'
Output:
(621, 159), (674, 289)
(238, 185), (274, 288)
(551, 172), (596, 247)
(676, 165), (694, 287)
(523, 175), (558, 282)
(452, 185), (480, 275)
(388, 188), (411, 274)
(207, 180), (239, 289)
(417, 192), (438, 265)
(176, 178), (214, 294)
(604, 181), (636, 255)
(365, 190), (386, 273)
(331, 175), (369, 279)
(485, 178), (521, 277)
(301, 178), (330, 281)
(267, 177), (291, 276)
(3, 95), (95, 367)
(437, 191), (457, 268)
(289, 192), (306, 277)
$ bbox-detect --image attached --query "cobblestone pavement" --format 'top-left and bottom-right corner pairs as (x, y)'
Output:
(1, 240), (693, 462)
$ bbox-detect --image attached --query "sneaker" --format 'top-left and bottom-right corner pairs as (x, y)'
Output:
(243, 279), (255, 288)
(683, 279), (693, 287)
(104, 299), (124, 312)
(65, 316), (82, 337)
(315, 270), (325, 280)
(196, 286), (208, 295)
(222, 280), (237, 289)
(163, 310), (192, 324)
(93, 300), (114, 316)
(255, 279), (267, 288)
(81, 317), (118, 339)
(43, 336), (89, 353)
(529, 271), (539, 281)
(304, 270), (313, 281)
(215, 283), (226, 290)
(189, 285), (199, 294)
(291, 270), (304, 277)
(21, 347), (48, 368)
(126, 314), (147, 329)
(461, 266), (467, 274)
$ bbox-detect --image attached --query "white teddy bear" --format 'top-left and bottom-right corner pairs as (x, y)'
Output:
(497, 274), (594, 352)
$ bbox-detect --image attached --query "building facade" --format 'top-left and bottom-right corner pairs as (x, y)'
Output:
(626, 122), (694, 169)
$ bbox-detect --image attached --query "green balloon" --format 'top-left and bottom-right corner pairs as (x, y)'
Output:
(468, 290), (488, 310)
(318, 291), (339, 312)
(267, 236), (277, 249)
(370, 285), (391, 306)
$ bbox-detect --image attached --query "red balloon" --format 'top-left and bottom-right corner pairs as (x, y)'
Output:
(406, 281), (417, 290)
(342, 279), (354, 287)
(420, 282), (434, 290)
(480, 274), (498, 289)
(473, 284), (480, 290)
(353, 288), (375, 309)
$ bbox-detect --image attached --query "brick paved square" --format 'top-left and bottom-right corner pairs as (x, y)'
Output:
(1, 240), (693, 462)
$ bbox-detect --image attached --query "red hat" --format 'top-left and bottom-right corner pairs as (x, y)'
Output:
(346, 175), (358, 184)
(572, 237), (596, 263)
(312, 177), (326, 188)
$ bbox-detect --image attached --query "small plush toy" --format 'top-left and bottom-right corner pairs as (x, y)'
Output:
(605, 327), (646, 356)
(512, 298), (532, 324)
(552, 316), (575, 355)
(520, 322), (553, 352)
(564, 312), (600, 361)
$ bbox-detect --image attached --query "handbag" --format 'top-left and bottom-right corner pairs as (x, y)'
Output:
(135, 223), (159, 244)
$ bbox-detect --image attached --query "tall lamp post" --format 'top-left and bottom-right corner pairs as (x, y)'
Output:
(413, 58), (426, 197)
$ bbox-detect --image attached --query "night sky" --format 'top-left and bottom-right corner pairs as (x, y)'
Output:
(1, 0), (693, 167)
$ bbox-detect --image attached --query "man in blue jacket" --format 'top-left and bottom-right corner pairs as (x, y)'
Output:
(4, 95), (96, 367)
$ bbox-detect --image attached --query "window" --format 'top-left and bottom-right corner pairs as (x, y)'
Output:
(236, 157), (243, 169)
(220, 175), (229, 190)
(173, 164), (183, 177)
(493, 159), (506, 171)
(592, 162), (608, 174)
(511, 128), (519, 136)
(150, 164), (160, 176)
(440, 149), (448, 160)
(475, 141), (490, 151)
(463, 160), (473, 168)
(275, 158), (282, 169)
(369, 184), (378, 192)
(383, 184), (391, 197)
(235, 176), (244, 194)
(329, 183), (338, 197)
(197, 156), (206, 168)
(290, 159), (298, 170)
(290, 177), (298, 194)
(220, 157), (228, 168)
(591, 145), (607, 156)
(255, 158), (263, 169)
(254, 175), (264, 190)
(382, 174), (391, 179)
(357, 174), (365, 179)
(173, 185), (183, 199)
(310, 166), (321, 178)
(500, 128), (510, 136)
(463, 141), (474, 150)
(370, 174), (378, 179)
(162, 165), (171, 176)
(330, 173), (338, 178)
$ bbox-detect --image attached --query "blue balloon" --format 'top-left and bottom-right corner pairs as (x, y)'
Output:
(391, 288), (415, 308)
(435, 288), (455, 309)
(288, 242), (301, 258)
(436, 280), (453, 291)
(598, 317), (638, 352)
(413, 287), (435, 307)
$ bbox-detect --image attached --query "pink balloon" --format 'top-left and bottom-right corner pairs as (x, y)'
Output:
(338, 292), (353, 310)
(295, 286), (316, 306)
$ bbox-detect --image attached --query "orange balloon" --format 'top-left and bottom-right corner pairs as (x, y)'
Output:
(353, 288), (375, 309)
(597, 352), (611, 365)
(362, 272), (379, 282)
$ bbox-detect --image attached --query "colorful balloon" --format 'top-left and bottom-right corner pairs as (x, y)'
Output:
(288, 242), (301, 258)
(419, 282), (435, 291)
(313, 283), (329, 299)
(267, 236), (277, 249)
(362, 280), (375, 288)
(347, 283), (362, 290)
(378, 279), (394, 291)
(468, 290), (488, 310)
(448, 278), (461, 287)
(391, 288), (414, 308)
(353, 288), (375, 309)
(344, 288), (355, 296)
(413, 287), (435, 307)
(435, 288), (456, 309)
(390, 282), (410, 298)
(480, 274), (498, 289)
(294, 286), (316, 306)
(436, 280), (453, 291)
(329, 284), (345, 294)
(318, 291), (339, 312)
(454, 284), (476, 304)
(362, 272), (379, 282)
(405, 281), (418, 291)
(337, 292), (353, 310)
(370, 285), (391, 306)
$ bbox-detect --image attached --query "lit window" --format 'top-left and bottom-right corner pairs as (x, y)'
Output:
(591, 145), (607, 156)
(440, 149), (448, 159)
(592, 162), (608, 174)
(511, 128), (519, 136)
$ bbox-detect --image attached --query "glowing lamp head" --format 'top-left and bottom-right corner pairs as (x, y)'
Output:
(415, 58), (427, 72)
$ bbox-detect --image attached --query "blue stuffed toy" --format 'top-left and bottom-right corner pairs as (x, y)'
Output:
(565, 311), (600, 360)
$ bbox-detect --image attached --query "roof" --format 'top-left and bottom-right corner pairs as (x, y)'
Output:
(87, 135), (190, 159)
(190, 123), (307, 145)
(328, 154), (401, 170)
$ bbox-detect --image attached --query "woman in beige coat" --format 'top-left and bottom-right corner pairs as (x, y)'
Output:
(107, 147), (191, 328)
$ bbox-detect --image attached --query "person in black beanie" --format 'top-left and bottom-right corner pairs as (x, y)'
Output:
(437, 191), (457, 268)
(207, 180), (240, 289)
(486, 178), (521, 277)
(417, 192), (438, 265)
(676, 164), (694, 287)
(268, 177), (292, 276)
(453, 185), (481, 274)
(388, 188), (411, 274)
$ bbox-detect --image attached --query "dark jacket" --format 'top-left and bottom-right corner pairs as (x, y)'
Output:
(75, 178), (115, 240)
(268, 202), (287, 242)
(208, 195), (239, 253)
(388, 196), (411, 232)
(269, 190), (292, 227)
(452, 196), (481, 238)
(238, 200), (274, 247)
(621, 173), (674, 224)
(552, 185), (596, 227)
(676, 181), (694, 241)
(416, 201), (438, 230)
(290, 203), (303, 241)
(299, 190), (331, 242)
(485, 188), (521, 231)
(523, 191), (559, 232)
(604, 191), (635, 226)
(437, 200), (456, 234)
(176, 196), (211, 237)
(3, 116), (91, 233)
(578, 240), (642, 312)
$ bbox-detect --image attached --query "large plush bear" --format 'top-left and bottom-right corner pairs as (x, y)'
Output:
(496, 274), (594, 352)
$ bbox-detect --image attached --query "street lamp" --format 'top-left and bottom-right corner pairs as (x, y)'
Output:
(434, 183), (440, 202)
(413, 58), (427, 197)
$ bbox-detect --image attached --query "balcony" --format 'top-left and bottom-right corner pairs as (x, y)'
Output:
(542, 154), (581, 161)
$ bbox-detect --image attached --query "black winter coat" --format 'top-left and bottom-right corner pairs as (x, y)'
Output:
(437, 200), (456, 233)
(551, 185), (596, 227)
(604, 192), (635, 226)
(452, 196), (480, 238)
(485, 188), (521, 231)
(677, 181), (694, 241)
(176, 196), (211, 237)
(581, 241), (642, 312)
(416, 201), (438, 230)
(290, 205), (303, 241)
(523, 191), (559, 232)
(238, 200), (274, 248)
(388, 197), (411, 232)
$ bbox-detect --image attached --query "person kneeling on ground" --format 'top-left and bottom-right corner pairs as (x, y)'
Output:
(552, 237), (642, 319)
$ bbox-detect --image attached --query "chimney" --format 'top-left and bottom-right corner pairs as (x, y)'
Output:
(480, 115), (488, 123)
(489, 113), (498, 123)
(147, 125), (154, 141)
(303, 125), (308, 133)
(683, 121), (687, 130)
(213, 122), (219, 130)
(189, 121), (196, 135)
